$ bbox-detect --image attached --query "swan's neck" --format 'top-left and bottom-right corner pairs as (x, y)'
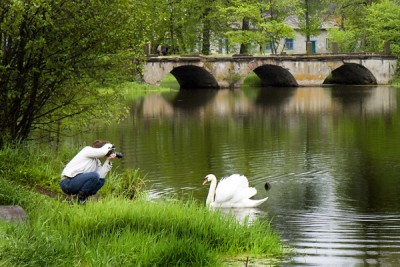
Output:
(206, 177), (217, 205)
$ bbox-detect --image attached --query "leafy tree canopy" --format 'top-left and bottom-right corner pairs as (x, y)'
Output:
(218, 0), (297, 54)
(328, 0), (400, 55)
(364, 0), (400, 55)
(0, 0), (145, 145)
(296, 0), (330, 41)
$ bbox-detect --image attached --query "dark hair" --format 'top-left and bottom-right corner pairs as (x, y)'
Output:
(91, 140), (110, 148)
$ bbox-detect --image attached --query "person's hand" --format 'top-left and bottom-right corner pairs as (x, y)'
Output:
(107, 153), (117, 161)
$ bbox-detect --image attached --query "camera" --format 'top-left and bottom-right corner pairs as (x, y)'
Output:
(106, 146), (123, 159)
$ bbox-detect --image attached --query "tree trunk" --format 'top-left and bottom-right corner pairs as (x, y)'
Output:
(305, 0), (310, 42)
(202, 22), (211, 55)
(202, 7), (211, 55)
(240, 17), (250, 54)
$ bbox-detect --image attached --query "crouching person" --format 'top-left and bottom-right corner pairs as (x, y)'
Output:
(60, 140), (117, 204)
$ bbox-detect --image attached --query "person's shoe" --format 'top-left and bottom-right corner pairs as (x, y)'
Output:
(77, 191), (88, 204)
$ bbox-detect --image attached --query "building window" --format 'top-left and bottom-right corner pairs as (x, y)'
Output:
(326, 38), (332, 49)
(285, 38), (294, 50)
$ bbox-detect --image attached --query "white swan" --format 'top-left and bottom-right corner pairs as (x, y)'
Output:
(202, 174), (269, 208)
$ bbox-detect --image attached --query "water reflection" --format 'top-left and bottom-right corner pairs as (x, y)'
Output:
(166, 89), (218, 110)
(77, 85), (400, 266)
(139, 86), (396, 119)
(216, 207), (267, 224)
(254, 86), (296, 107)
(331, 86), (395, 116)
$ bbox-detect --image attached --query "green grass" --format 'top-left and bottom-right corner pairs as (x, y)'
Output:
(390, 70), (400, 87)
(0, 143), (145, 197)
(0, 143), (285, 266)
(159, 74), (180, 90)
(242, 72), (262, 87)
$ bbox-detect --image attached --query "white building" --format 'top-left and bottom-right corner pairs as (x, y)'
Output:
(275, 16), (337, 54)
(212, 16), (337, 55)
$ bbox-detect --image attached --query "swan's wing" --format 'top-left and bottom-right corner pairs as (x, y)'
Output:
(214, 174), (256, 204)
(214, 177), (238, 204)
(229, 187), (257, 203)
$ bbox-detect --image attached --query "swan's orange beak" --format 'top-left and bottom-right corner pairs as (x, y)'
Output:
(202, 178), (209, 185)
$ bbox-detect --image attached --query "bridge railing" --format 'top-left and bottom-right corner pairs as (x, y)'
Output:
(146, 41), (396, 60)
(146, 53), (397, 62)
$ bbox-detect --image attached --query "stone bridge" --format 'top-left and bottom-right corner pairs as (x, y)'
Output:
(143, 54), (397, 89)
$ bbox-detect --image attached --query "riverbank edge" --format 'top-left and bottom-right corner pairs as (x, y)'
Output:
(0, 144), (286, 266)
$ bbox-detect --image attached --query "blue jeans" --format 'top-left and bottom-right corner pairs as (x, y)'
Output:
(59, 172), (105, 196)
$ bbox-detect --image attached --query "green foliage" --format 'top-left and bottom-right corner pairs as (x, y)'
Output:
(141, 0), (210, 54)
(105, 169), (147, 199)
(0, 0), (144, 144)
(390, 69), (400, 86)
(327, 28), (358, 52)
(258, 0), (299, 54)
(259, 20), (296, 54)
(296, 0), (330, 41)
(328, 0), (400, 55)
(219, 0), (263, 52)
(364, 0), (400, 55)
(329, 0), (381, 30)
(146, 0), (399, 57)
(219, 0), (297, 54)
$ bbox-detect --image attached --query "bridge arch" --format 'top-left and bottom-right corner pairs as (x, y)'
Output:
(252, 64), (298, 87)
(170, 65), (219, 89)
(324, 63), (377, 85)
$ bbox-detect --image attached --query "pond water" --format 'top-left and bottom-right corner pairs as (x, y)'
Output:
(72, 85), (400, 266)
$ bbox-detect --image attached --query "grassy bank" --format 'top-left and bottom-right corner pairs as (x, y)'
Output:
(0, 144), (285, 266)
(390, 70), (400, 87)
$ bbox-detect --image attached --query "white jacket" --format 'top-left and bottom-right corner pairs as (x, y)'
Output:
(61, 143), (113, 178)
